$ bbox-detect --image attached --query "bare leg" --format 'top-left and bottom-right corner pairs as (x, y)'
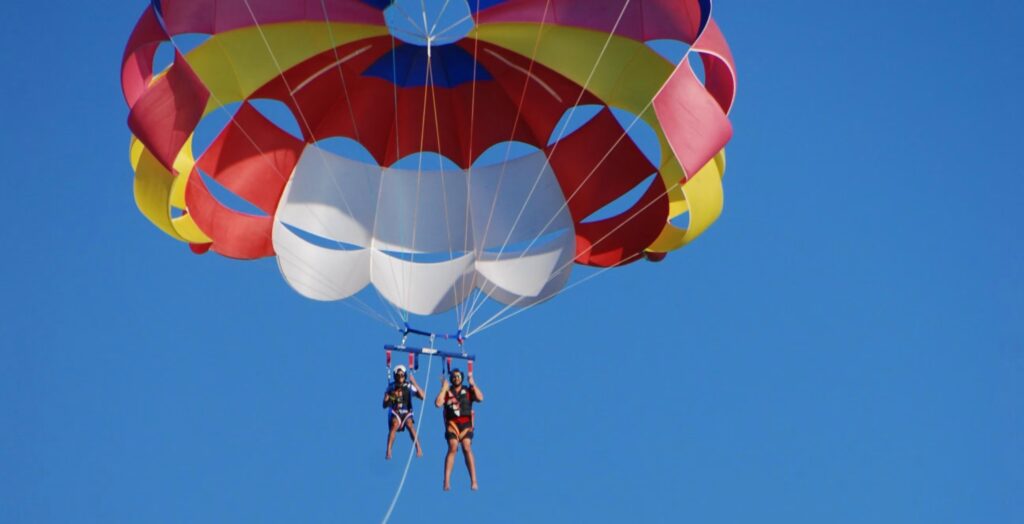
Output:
(405, 419), (423, 457)
(385, 417), (400, 460)
(443, 439), (458, 490)
(461, 438), (478, 490)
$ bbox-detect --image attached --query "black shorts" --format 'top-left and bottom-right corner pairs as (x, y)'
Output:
(445, 419), (474, 441)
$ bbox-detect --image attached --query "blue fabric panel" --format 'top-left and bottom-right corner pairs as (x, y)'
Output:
(699, 0), (711, 32)
(363, 44), (492, 87)
(359, 0), (392, 9)
(471, 0), (510, 13)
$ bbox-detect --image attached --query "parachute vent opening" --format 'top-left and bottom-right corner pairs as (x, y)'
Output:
(645, 39), (691, 66)
(152, 34), (209, 75)
(609, 107), (661, 166)
(196, 169), (268, 217)
(315, 137), (378, 165)
(379, 250), (471, 263)
(581, 174), (657, 224)
(281, 223), (362, 251)
(193, 101), (243, 156)
(473, 141), (541, 167)
(688, 53), (707, 85)
(390, 151), (461, 172)
(248, 99), (303, 141)
(547, 105), (603, 146)
(669, 207), (692, 231)
(384, 0), (475, 47)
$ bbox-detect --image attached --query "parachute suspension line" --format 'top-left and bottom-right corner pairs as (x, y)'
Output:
(470, 37), (710, 336)
(241, 0), (407, 327)
(380, 354), (434, 524)
(391, 0), (427, 35)
(467, 127), (692, 337)
(319, 0), (406, 328)
(469, 262), (618, 336)
(399, 38), (434, 321)
(155, 22), (396, 329)
(460, 0), (555, 326)
(373, 1), (412, 324)
(433, 14), (473, 41)
(425, 49), (465, 330)
(456, 0), (485, 331)
(428, 0), (455, 36)
(460, 0), (634, 328)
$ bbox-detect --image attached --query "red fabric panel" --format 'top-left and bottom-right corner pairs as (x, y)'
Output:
(652, 60), (731, 179)
(545, 109), (656, 222)
(476, 0), (708, 43)
(184, 169), (275, 259)
(471, 42), (604, 156)
(383, 72), (473, 166)
(251, 38), (596, 168)
(127, 51), (210, 172)
(121, 7), (164, 107)
(638, 0), (705, 42)
(195, 103), (304, 214)
(574, 176), (669, 267)
(694, 20), (736, 114)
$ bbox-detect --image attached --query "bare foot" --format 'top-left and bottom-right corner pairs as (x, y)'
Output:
(416, 448), (423, 458)
(443, 483), (451, 491)
(385, 451), (392, 460)
(471, 483), (479, 491)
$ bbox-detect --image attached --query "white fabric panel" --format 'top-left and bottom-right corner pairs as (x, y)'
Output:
(273, 220), (371, 301)
(370, 251), (476, 315)
(375, 167), (470, 253)
(278, 147), (379, 246)
(479, 263), (573, 308)
(470, 151), (574, 249)
(476, 230), (574, 298)
(272, 145), (577, 316)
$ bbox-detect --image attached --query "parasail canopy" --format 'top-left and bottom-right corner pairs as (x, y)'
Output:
(122, 0), (737, 331)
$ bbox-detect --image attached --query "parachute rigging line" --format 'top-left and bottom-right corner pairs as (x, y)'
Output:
(381, 353), (434, 524)
(148, 11), (399, 328)
(468, 133), (702, 337)
(462, 0), (555, 322)
(461, 0), (633, 328)
(241, 0), (409, 327)
(314, 0), (408, 326)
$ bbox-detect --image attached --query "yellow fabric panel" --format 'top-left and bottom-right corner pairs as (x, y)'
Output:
(131, 138), (184, 241)
(679, 150), (725, 244)
(660, 157), (688, 218)
(169, 161), (211, 244)
(192, 22), (387, 106)
(647, 150), (725, 253)
(172, 212), (212, 243)
(130, 137), (211, 244)
(474, 23), (674, 162)
(170, 135), (195, 207)
(130, 23), (386, 244)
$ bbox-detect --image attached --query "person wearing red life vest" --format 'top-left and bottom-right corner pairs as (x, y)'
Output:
(435, 368), (483, 490)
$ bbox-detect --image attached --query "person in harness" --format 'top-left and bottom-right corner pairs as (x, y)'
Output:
(383, 365), (424, 460)
(435, 367), (483, 490)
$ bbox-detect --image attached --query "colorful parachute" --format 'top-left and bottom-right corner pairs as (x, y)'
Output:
(122, 0), (736, 326)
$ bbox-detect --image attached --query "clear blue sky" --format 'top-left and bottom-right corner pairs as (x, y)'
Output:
(1, 1), (1021, 522)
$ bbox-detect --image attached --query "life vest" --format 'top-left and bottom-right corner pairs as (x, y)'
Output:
(443, 386), (474, 424)
(387, 382), (416, 412)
